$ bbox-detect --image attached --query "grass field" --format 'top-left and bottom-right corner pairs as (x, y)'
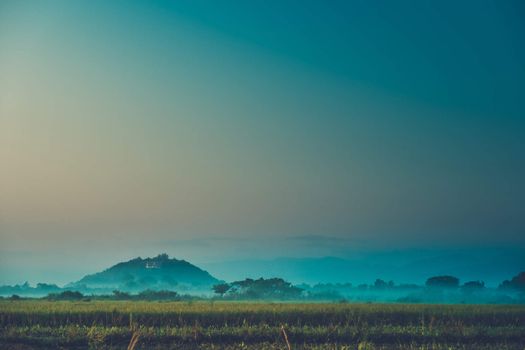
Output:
(1, 300), (524, 349)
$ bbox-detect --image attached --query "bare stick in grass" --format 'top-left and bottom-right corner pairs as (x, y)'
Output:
(127, 331), (140, 350)
(281, 325), (292, 350)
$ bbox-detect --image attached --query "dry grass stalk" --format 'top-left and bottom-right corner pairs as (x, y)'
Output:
(127, 331), (140, 350)
(281, 324), (292, 350)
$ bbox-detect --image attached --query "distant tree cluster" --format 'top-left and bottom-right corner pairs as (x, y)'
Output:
(213, 278), (303, 300)
(425, 276), (460, 288)
(462, 281), (485, 290)
(46, 291), (84, 301)
(0, 282), (61, 296)
(41, 289), (184, 301)
(373, 279), (395, 289)
(499, 272), (525, 291)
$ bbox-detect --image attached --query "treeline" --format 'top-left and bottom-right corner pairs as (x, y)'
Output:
(40, 289), (197, 301)
(3, 290), (196, 302)
(212, 278), (303, 300)
(2, 272), (524, 303)
(209, 273), (525, 303)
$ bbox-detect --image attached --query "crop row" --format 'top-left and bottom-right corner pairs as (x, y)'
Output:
(2, 324), (525, 347)
(1, 301), (524, 328)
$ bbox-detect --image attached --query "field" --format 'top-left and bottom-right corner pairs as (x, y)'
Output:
(1, 301), (524, 349)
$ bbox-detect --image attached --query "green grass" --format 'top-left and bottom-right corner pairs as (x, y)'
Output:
(1, 300), (524, 349)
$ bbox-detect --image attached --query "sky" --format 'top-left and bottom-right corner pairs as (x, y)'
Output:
(1, 0), (524, 285)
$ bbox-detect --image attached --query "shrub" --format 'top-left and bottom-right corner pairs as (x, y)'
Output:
(425, 276), (459, 288)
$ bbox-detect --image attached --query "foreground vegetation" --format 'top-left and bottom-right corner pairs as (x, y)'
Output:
(1, 300), (524, 349)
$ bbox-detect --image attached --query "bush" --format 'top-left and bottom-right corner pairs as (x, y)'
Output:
(213, 283), (231, 296)
(224, 278), (303, 300)
(46, 291), (84, 300)
(462, 281), (485, 290)
(425, 276), (459, 288)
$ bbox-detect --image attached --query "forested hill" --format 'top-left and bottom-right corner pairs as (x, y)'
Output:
(70, 254), (218, 291)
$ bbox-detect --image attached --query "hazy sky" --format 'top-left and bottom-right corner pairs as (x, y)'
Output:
(1, 1), (524, 284)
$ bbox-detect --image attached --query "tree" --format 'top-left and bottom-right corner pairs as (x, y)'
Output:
(373, 279), (388, 289)
(499, 272), (525, 291)
(226, 278), (303, 300)
(213, 283), (231, 297)
(461, 281), (485, 295)
(46, 291), (84, 300)
(425, 276), (459, 288)
(462, 281), (485, 289)
(373, 279), (394, 289)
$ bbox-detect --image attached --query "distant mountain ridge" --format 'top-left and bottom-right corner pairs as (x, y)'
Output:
(202, 249), (525, 287)
(70, 254), (218, 292)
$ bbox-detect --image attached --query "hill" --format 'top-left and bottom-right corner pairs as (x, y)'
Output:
(70, 254), (218, 292)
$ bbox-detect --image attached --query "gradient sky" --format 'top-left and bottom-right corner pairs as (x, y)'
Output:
(1, 1), (524, 285)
